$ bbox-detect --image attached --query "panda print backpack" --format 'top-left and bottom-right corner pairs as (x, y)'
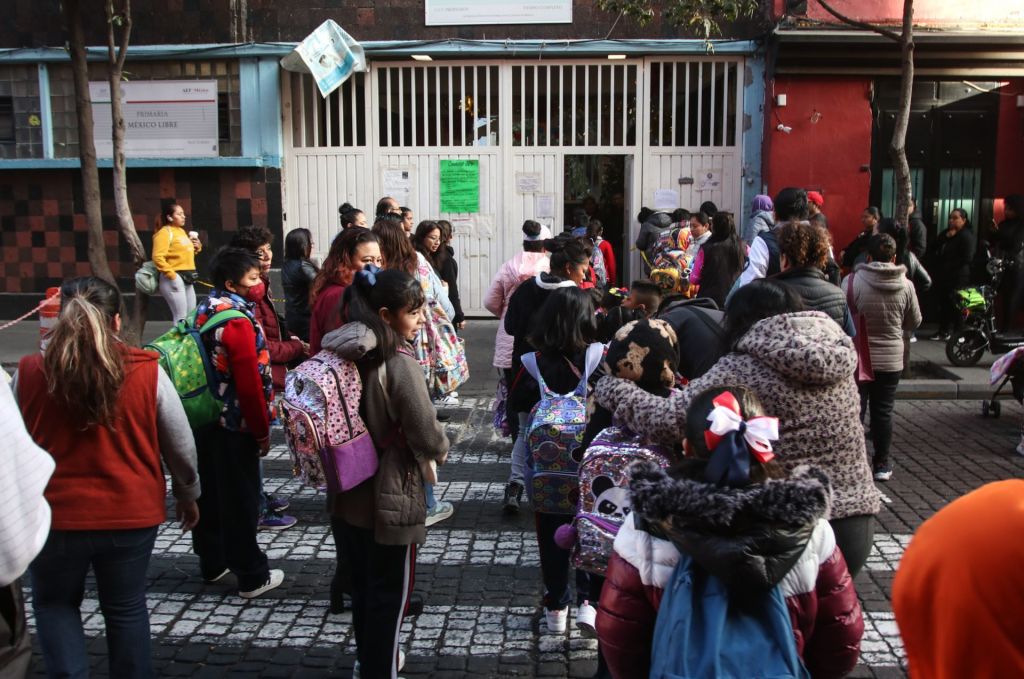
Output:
(569, 425), (676, 575)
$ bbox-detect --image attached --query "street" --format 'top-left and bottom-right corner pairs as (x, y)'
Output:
(22, 393), (1024, 678)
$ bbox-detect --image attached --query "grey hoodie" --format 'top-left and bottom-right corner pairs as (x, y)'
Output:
(843, 262), (922, 373)
(743, 210), (774, 245)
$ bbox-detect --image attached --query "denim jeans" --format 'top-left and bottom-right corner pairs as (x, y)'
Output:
(30, 526), (158, 679)
(424, 483), (437, 510)
(508, 412), (531, 486)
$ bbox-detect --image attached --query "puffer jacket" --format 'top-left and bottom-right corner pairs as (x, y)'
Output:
(253, 274), (306, 390)
(484, 251), (551, 368)
(743, 210), (774, 245)
(774, 266), (854, 336)
(595, 311), (882, 519)
(636, 211), (674, 267)
(843, 263), (922, 373)
(597, 464), (863, 679)
(323, 323), (449, 546)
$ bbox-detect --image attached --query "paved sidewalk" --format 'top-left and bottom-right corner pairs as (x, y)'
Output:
(22, 393), (1024, 677)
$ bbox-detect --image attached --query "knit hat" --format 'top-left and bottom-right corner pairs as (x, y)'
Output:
(806, 191), (825, 207)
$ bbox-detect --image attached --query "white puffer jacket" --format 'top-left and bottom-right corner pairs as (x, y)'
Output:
(483, 251), (550, 369)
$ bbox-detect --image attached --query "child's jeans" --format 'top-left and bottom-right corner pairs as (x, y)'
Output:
(508, 412), (531, 486)
(425, 483), (437, 510)
(535, 512), (591, 610)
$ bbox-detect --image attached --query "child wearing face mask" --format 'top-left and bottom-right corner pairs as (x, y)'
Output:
(190, 247), (284, 599)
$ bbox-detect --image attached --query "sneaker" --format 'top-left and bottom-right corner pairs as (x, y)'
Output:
(873, 465), (893, 482)
(449, 391), (459, 399)
(928, 332), (951, 342)
(909, 334), (918, 343)
(239, 569), (284, 599)
(544, 607), (568, 634)
(502, 482), (524, 514)
(576, 601), (598, 638)
(436, 394), (460, 406)
(265, 493), (290, 512)
(259, 511), (297, 530)
(353, 650), (404, 679)
(203, 568), (231, 584)
(425, 500), (455, 527)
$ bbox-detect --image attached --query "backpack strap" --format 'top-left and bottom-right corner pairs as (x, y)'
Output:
(196, 308), (248, 333)
(687, 305), (727, 344)
(521, 351), (554, 400)
(574, 343), (605, 397)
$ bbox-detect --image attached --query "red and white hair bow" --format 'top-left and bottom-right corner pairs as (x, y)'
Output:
(703, 391), (779, 464)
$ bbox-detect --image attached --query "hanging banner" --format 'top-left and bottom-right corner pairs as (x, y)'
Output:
(439, 159), (480, 213)
(426, 0), (571, 25)
(89, 80), (218, 158)
(280, 20), (366, 98)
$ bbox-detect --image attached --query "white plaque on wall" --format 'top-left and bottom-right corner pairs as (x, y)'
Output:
(426, 0), (571, 26)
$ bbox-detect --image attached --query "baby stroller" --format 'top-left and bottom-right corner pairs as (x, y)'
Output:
(984, 346), (1024, 418)
(946, 256), (1024, 366)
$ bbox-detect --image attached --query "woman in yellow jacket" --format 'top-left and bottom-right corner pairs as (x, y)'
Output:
(152, 203), (202, 321)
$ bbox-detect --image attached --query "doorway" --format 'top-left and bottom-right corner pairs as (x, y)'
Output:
(563, 154), (628, 286)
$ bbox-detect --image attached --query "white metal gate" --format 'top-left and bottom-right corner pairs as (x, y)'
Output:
(282, 56), (746, 315)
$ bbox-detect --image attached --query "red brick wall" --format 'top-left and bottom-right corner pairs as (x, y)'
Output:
(994, 79), (1024, 222)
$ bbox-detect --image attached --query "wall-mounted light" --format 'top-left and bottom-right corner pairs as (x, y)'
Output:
(412, 55), (432, 61)
(608, 54), (627, 60)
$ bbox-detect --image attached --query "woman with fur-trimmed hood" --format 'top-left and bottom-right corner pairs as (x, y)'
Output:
(596, 386), (863, 679)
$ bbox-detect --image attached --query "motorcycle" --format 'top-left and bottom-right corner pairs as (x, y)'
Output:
(946, 257), (1024, 366)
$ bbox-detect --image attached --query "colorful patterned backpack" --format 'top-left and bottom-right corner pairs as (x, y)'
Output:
(569, 425), (676, 575)
(280, 350), (377, 493)
(522, 343), (604, 515)
(145, 307), (248, 429)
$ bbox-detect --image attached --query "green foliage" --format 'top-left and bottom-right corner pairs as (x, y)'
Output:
(597, 0), (759, 39)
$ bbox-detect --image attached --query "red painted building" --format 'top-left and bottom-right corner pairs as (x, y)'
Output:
(766, 0), (1024, 253)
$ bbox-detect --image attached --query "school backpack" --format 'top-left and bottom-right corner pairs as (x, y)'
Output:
(145, 307), (249, 429)
(590, 242), (608, 287)
(522, 343), (604, 515)
(649, 554), (811, 679)
(280, 350), (377, 494)
(569, 426), (676, 575)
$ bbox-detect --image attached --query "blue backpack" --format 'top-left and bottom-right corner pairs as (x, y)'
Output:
(649, 554), (810, 679)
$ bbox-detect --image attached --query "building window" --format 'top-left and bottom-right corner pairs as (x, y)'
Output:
(0, 97), (13, 143)
(649, 59), (739, 147)
(289, 72), (367, 148)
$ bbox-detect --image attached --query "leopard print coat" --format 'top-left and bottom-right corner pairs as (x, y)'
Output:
(595, 311), (881, 519)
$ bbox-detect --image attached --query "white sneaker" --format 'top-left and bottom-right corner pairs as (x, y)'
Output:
(238, 569), (284, 599)
(545, 607), (568, 634)
(425, 500), (455, 527)
(576, 601), (598, 638)
(436, 394), (460, 406)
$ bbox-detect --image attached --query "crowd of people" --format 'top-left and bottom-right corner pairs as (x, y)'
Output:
(3, 185), (1023, 679)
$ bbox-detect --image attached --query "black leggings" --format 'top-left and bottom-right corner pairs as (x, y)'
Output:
(829, 514), (875, 578)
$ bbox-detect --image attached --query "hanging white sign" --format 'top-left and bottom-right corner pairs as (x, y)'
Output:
(426, 0), (571, 25)
(89, 80), (218, 158)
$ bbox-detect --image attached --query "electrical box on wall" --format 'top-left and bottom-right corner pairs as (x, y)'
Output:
(776, 94), (788, 107)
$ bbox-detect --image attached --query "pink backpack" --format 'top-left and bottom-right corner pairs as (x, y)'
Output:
(280, 350), (377, 493)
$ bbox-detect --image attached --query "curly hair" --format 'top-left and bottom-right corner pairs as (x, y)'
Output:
(777, 221), (829, 269)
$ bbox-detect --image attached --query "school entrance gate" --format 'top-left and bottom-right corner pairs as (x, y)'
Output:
(282, 56), (747, 316)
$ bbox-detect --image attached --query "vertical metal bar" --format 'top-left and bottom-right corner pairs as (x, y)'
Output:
(351, 74), (359, 146)
(297, 74), (306, 146)
(683, 62), (690, 146)
(398, 68), (406, 146)
(37, 64), (54, 159)
(325, 87), (334, 147)
(410, 66), (417, 146)
(571, 65), (577, 146)
(670, 61), (678, 146)
(460, 65), (467, 146)
(709, 61), (717, 146)
(721, 62), (730, 146)
(435, 67), (442, 146)
(596, 64), (603, 146)
(609, 64), (617, 145)
(657, 61), (665, 145)
(532, 66), (538, 147)
(448, 66), (455, 146)
(584, 66), (590, 146)
(697, 61), (704, 146)
(473, 66), (480, 146)
(519, 66), (526, 147)
(385, 69), (393, 146)
(485, 66), (492, 146)
(545, 65), (551, 146)
(312, 75), (321, 147)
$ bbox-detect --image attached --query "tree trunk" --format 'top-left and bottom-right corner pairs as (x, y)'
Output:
(888, 0), (915, 230)
(63, 0), (114, 284)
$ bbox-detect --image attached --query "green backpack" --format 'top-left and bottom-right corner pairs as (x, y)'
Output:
(145, 308), (248, 429)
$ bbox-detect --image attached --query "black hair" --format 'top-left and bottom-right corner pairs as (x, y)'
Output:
(230, 225), (274, 252)
(676, 385), (784, 485)
(160, 201), (182, 226)
(529, 286), (597, 354)
(600, 287), (626, 310)
(412, 220), (448, 273)
(523, 220), (545, 253)
(339, 202), (364, 229)
(950, 207), (971, 228)
(698, 201), (718, 218)
(875, 218), (910, 265)
(691, 211), (711, 227)
(637, 207), (653, 224)
(342, 267), (426, 367)
(723, 279), (805, 349)
(774, 187), (809, 222)
(587, 219), (604, 239)
(864, 206), (882, 222)
(597, 305), (645, 344)
(401, 206), (412, 217)
(284, 228), (313, 260)
(547, 236), (590, 278)
(573, 207), (590, 229)
(209, 247), (261, 289)
(671, 208), (690, 224)
(868, 233), (897, 262)
(629, 278), (663, 315)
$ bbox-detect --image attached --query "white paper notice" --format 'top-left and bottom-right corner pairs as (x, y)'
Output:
(515, 172), (542, 194)
(653, 189), (679, 210)
(473, 214), (495, 239)
(382, 169), (413, 205)
(535, 193), (555, 219)
(450, 217), (475, 238)
(698, 171), (722, 191)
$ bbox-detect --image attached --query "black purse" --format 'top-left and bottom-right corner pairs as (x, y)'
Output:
(179, 270), (199, 285)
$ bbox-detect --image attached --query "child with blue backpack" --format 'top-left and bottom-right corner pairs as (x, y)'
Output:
(596, 386), (863, 679)
(507, 287), (604, 635)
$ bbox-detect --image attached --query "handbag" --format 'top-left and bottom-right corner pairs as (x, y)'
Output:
(415, 299), (470, 397)
(492, 375), (511, 437)
(134, 261), (159, 296)
(846, 271), (874, 382)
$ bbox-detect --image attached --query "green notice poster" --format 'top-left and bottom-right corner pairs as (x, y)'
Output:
(439, 159), (480, 213)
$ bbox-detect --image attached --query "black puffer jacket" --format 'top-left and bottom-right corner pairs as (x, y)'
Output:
(656, 298), (726, 380)
(774, 267), (854, 336)
(636, 212), (674, 266)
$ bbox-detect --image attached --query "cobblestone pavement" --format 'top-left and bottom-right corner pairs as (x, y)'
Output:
(25, 398), (1024, 678)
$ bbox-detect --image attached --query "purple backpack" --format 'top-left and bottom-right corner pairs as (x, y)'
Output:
(280, 350), (377, 493)
(570, 425), (676, 575)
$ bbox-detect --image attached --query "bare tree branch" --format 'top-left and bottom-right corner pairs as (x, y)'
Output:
(815, 0), (902, 42)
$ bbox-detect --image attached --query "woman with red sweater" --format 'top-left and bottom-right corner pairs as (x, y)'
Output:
(308, 227), (382, 354)
(16, 276), (200, 678)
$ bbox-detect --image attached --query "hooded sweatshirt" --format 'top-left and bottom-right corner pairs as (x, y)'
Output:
(893, 479), (1024, 679)
(484, 251), (551, 369)
(843, 262), (922, 372)
(744, 210), (775, 246)
(595, 311), (881, 519)
(636, 212), (674, 267)
(597, 463), (863, 679)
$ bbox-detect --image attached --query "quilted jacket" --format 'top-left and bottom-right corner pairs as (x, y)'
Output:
(595, 311), (882, 519)
(596, 463), (863, 679)
(253, 274), (306, 390)
(843, 263), (922, 373)
(483, 251), (551, 369)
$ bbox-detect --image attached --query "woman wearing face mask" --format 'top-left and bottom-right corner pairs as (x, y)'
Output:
(927, 208), (975, 341)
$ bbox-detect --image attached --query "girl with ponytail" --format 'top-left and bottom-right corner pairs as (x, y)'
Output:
(319, 266), (449, 678)
(15, 276), (200, 677)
